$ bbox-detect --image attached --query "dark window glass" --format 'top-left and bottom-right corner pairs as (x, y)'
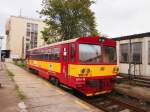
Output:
(26, 28), (30, 37)
(79, 44), (101, 63)
(26, 23), (38, 49)
(103, 46), (117, 63)
(131, 42), (142, 64)
(34, 24), (38, 33)
(43, 54), (49, 60)
(51, 48), (60, 61)
(27, 23), (30, 28)
(70, 44), (75, 62)
(120, 44), (129, 63)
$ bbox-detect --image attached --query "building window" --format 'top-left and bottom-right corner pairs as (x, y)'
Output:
(131, 42), (142, 64)
(120, 42), (142, 63)
(120, 44), (129, 63)
(148, 42), (150, 64)
(26, 23), (38, 49)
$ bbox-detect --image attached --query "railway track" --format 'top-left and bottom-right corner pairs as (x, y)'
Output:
(132, 78), (150, 87)
(70, 89), (150, 112)
(83, 94), (150, 112)
(117, 75), (150, 88)
(53, 79), (150, 112)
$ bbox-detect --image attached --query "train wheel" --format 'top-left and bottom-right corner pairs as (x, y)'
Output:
(49, 77), (55, 85)
(29, 68), (35, 73)
(55, 78), (60, 87)
(49, 77), (60, 87)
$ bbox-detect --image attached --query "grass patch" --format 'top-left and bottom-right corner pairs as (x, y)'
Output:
(6, 69), (26, 100)
(15, 85), (26, 100)
(6, 69), (15, 81)
(15, 62), (26, 68)
(13, 59), (27, 69)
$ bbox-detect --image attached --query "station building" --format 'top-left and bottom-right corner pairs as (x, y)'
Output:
(5, 16), (46, 59)
(114, 32), (150, 77)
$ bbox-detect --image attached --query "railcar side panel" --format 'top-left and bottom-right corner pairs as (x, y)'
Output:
(27, 36), (118, 96)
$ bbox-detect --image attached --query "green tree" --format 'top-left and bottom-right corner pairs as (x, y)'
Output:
(40, 0), (98, 44)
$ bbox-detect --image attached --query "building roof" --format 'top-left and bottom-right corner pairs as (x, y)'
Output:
(114, 32), (150, 41)
(10, 15), (44, 22)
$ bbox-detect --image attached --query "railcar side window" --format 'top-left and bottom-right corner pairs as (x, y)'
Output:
(51, 48), (60, 61)
(70, 44), (75, 62)
(79, 44), (101, 63)
(103, 46), (117, 63)
(120, 44), (129, 63)
(43, 54), (49, 60)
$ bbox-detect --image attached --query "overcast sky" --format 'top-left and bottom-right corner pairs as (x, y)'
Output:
(0, 0), (150, 46)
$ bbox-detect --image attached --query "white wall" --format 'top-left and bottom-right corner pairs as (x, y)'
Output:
(6, 16), (45, 59)
(1, 35), (6, 50)
(144, 37), (150, 76)
(117, 37), (150, 76)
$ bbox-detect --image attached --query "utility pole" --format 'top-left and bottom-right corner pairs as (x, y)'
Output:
(128, 39), (132, 80)
(0, 36), (3, 88)
(0, 36), (4, 62)
(22, 36), (25, 59)
(19, 8), (22, 17)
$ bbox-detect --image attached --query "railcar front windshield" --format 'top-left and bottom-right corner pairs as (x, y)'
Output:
(103, 46), (117, 64)
(79, 44), (101, 63)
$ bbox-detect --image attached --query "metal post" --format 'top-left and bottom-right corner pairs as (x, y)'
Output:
(128, 39), (132, 80)
(0, 36), (4, 62)
(128, 39), (131, 79)
(22, 36), (25, 59)
(0, 36), (3, 88)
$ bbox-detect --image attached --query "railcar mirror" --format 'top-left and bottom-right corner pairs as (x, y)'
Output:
(63, 51), (67, 56)
(63, 48), (67, 56)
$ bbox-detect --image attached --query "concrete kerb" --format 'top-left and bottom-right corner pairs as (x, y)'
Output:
(6, 67), (29, 112)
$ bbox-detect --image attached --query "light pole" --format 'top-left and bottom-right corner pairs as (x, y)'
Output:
(0, 36), (4, 62)
(0, 36), (3, 88)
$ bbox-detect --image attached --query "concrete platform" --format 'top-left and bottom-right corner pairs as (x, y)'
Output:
(0, 63), (20, 112)
(6, 62), (102, 112)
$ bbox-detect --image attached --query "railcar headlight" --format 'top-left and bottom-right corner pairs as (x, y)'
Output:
(79, 68), (91, 77)
(99, 37), (106, 42)
(116, 67), (119, 72)
(86, 68), (91, 74)
(100, 67), (105, 71)
(113, 67), (116, 72)
(81, 68), (85, 74)
(113, 67), (119, 73)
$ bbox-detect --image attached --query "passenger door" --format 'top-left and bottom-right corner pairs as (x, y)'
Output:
(61, 44), (69, 82)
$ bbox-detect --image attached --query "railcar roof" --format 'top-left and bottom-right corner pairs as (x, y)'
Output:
(28, 38), (78, 51)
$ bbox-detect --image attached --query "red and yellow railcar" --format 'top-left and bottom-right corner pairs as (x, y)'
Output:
(27, 36), (118, 96)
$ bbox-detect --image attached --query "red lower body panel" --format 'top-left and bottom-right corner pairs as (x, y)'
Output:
(28, 64), (116, 96)
(68, 76), (116, 96)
